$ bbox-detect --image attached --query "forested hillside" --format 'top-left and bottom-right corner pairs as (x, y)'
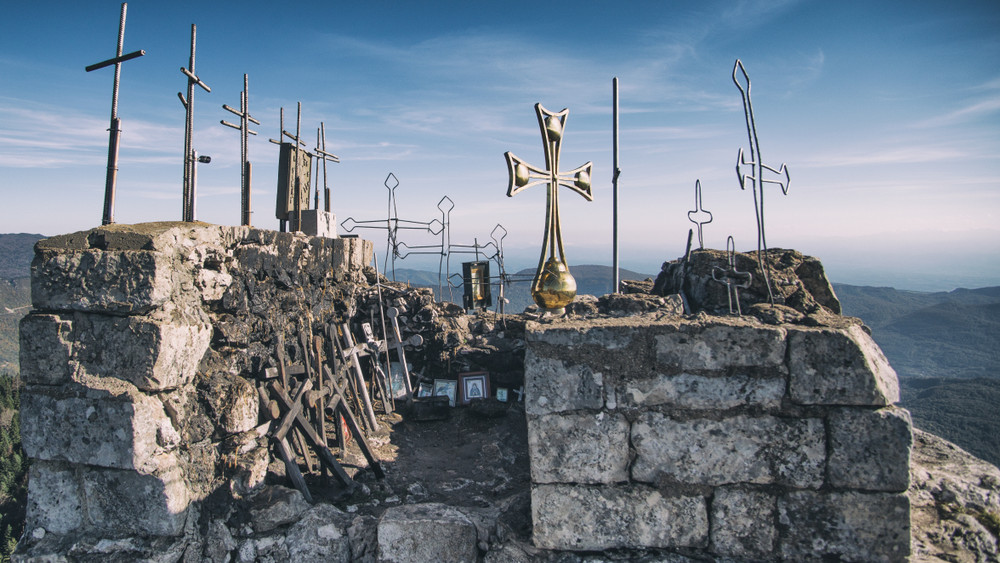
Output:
(836, 283), (1000, 467)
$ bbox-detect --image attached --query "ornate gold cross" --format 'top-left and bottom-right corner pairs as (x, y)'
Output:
(504, 103), (593, 313)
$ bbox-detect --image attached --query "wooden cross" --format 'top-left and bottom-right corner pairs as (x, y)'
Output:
(178, 24), (211, 222)
(221, 74), (260, 226)
(85, 2), (145, 226)
(504, 103), (593, 312)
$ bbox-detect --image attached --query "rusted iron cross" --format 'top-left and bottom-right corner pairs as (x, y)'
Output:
(221, 74), (260, 226)
(733, 59), (789, 304)
(504, 103), (593, 312)
(85, 2), (145, 226)
(179, 24), (211, 222)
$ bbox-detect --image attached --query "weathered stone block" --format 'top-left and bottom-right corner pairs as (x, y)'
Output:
(18, 311), (211, 390)
(525, 322), (641, 351)
(249, 486), (311, 533)
(199, 372), (259, 435)
(788, 324), (899, 406)
(632, 412), (825, 488)
(18, 314), (74, 386)
(524, 351), (603, 415)
(24, 461), (83, 535)
(376, 503), (478, 563)
(778, 490), (910, 562)
(285, 504), (352, 561)
(828, 407), (912, 492)
(25, 459), (190, 538)
(532, 484), (707, 551)
(21, 384), (179, 473)
(31, 249), (172, 314)
(621, 372), (785, 409)
(655, 323), (786, 371)
(710, 486), (776, 558)
(527, 412), (630, 484)
(82, 462), (190, 537)
(332, 237), (373, 282)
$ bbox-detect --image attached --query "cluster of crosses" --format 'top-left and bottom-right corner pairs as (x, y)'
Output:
(88, 4), (792, 314)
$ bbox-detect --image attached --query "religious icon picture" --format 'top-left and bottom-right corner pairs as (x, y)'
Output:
(432, 379), (458, 407)
(496, 387), (508, 402)
(417, 382), (434, 398)
(458, 371), (490, 405)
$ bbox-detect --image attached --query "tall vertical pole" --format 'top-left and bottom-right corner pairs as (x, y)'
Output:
(612, 77), (621, 293)
(182, 24), (197, 221)
(104, 3), (126, 225)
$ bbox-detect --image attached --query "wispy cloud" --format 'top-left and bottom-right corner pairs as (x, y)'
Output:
(914, 97), (1000, 128)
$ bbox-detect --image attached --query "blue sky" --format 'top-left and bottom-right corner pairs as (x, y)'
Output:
(1, 0), (998, 291)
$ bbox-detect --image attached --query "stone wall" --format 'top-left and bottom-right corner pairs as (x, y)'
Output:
(18, 222), (372, 541)
(524, 314), (912, 562)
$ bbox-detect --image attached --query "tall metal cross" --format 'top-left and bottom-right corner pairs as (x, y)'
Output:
(313, 122), (340, 213)
(733, 59), (789, 304)
(85, 2), (145, 226)
(179, 24), (211, 222)
(221, 74), (260, 226)
(504, 103), (593, 312)
(687, 179), (713, 249)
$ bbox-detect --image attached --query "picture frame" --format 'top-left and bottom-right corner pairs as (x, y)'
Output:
(417, 382), (434, 398)
(432, 379), (458, 407)
(496, 387), (508, 402)
(458, 371), (490, 405)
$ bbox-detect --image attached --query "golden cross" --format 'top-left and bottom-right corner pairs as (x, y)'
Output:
(504, 103), (593, 313)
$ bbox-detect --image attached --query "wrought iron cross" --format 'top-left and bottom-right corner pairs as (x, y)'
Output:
(178, 24), (211, 222)
(733, 59), (789, 304)
(712, 236), (752, 316)
(313, 122), (340, 213)
(221, 74), (260, 226)
(687, 179), (713, 250)
(504, 103), (593, 312)
(85, 2), (145, 226)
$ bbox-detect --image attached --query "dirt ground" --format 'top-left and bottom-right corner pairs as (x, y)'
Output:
(268, 397), (534, 540)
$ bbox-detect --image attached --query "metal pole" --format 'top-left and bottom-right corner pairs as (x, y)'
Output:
(103, 3), (126, 225)
(612, 77), (620, 293)
(182, 24), (196, 221)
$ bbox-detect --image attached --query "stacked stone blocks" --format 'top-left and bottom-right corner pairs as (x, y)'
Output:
(18, 223), (372, 539)
(525, 316), (911, 562)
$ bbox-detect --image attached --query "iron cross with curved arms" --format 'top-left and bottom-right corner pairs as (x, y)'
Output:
(504, 103), (593, 313)
(733, 59), (789, 305)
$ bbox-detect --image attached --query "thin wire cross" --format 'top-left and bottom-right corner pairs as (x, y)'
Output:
(687, 179), (713, 249)
(712, 236), (752, 316)
(733, 59), (789, 304)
